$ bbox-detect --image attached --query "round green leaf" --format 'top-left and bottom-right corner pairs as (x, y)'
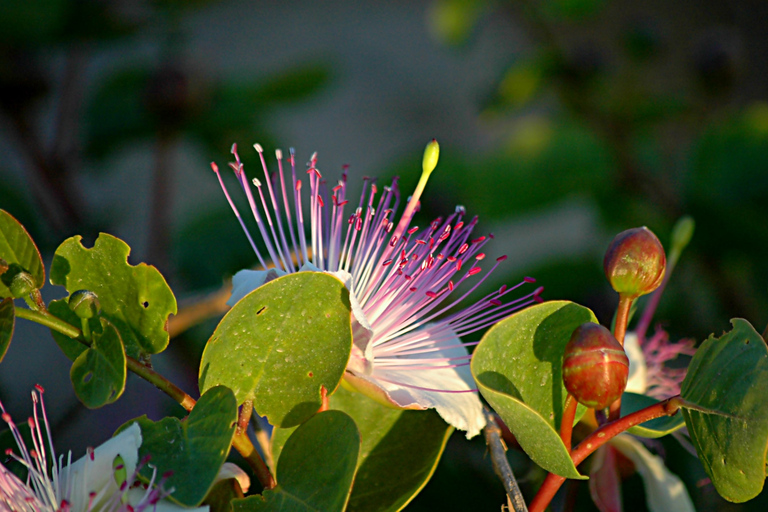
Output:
(47, 298), (91, 361)
(272, 386), (453, 512)
(70, 318), (126, 408)
(621, 392), (685, 438)
(235, 410), (360, 512)
(680, 318), (768, 503)
(199, 272), (353, 428)
(0, 210), (44, 298)
(0, 298), (14, 364)
(49, 233), (177, 358)
(123, 386), (238, 507)
(471, 300), (595, 479)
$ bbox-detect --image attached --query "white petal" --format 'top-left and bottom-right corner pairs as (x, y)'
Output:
(59, 423), (142, 511)
(327, 269), (374, 362)
(611, 434), (696, 512)
(214, 462), (251, 494)
(227, 268), (287, 306)
(347, 331), (486, 439)
(624, 333), (648, 394)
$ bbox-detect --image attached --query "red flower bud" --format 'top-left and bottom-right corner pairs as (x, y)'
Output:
(603, 227), (666, 299)
(562, 323), (629, 410)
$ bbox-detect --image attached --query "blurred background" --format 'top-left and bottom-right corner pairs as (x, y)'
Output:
(1, 0), (767, 510)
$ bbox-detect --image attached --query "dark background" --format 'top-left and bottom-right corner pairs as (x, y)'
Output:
(1, 1), (766, 510)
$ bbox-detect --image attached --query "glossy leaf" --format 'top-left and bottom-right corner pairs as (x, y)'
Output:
(199, 272), (352, 428)
(50, 233), (177, 358)
(234, 410), (359, 512)
(121, 386), (238, 507)
(471, 300), (595, 479)
(621, 392), (685, 438)
(0, 298), (14, 364)
(680, 318), (768, 503)
(0, 210), (44, 298)
(70, 318), (126, 408)
(272, 387), (452, 512)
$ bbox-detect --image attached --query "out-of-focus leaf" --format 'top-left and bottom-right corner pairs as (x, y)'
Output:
(0, 0), (67, 44)
(118, 386), (238, 507)
(427, 0), (486, 46)
(272, 387), (452, 512)
(50, 233), (177, 359)
(0, 298), (14, 364)
(681, 318), (768, 503)
(70, 318), (126, 408)
(0, 210), (45, 298)
(234, 411), (359, 512)
(199, 272), (352, 428)
(471, 300), (595, 478)
(542, 0), (606, 21)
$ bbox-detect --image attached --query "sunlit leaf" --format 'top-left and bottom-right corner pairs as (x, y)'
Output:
(50, 233), (177, 358)
(471, 300), (594, 479)
(235, 410), (359, 512)
(119, 386), (238, 507)
(681, 318), (768, 503)
(0, 210), (44, 298)
(70, 318), (126, 408)
(0, 298), (14, 364)
(199, 272), (352, 428)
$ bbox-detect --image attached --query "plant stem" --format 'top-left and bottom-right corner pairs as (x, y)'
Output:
(609, 294), (634, 421)
(232, 430), (277, 490)
(559, 394), (577, 452)
(125, 358), (197, 412)
(529, 396), (682, 512)
(14, 307), (83, 339)
(483, 409), (527, 512)
(238, 400), (254, 434)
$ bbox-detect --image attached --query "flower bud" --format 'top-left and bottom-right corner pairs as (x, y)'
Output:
(7, 269), (36, 298)
(562, 323), (629, 410)
(68, 290), (100, 319)
(603, 227), (666, 299)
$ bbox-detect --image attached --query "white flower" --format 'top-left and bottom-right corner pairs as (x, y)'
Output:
(214, 140), (541, 438)
(0, 385), (214, 512)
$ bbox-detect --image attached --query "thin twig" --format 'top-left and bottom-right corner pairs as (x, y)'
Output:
(484, 408), (528, 512)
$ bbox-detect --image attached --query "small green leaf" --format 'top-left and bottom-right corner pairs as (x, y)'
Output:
(471, 300), (595, 479)
(49, 233), (177, 358)
(0, 297), (15, 364)
(681, 318), (768, 503)
(70, 318), (126, 408)
(47, 298), (91, 361)
(122, 386), (238, 507)
(621, 392), (685, 438)
(0, 210), (44, 298)
(271, 386), (452, 512)
(199, 272), (352, 428)
(235, 410), (359, 512)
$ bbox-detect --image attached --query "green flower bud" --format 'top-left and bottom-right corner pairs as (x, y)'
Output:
(562, 323), (629, 410)
(68, 290), (100, 319)
(603, 226), (666, 299)
(7, 269), (36, 298)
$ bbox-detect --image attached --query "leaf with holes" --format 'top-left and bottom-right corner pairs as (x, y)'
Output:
(120, 386), (238, 507)
(199, 272), (352, 428)
(234, 410), (359, 512)
(70, 318), (126, 408)
(0, 210), (44, 298)
(271, 386), (452, 512)
(471, 300), (594, 479)
(680, 318), (768, 503)
(50, 233), (176, 358)
(0, 298), (14, 364)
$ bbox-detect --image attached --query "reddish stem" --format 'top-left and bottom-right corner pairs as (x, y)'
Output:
(238, 400), (254, 435)
(608, 294), (634, 421)
(318, 386), (329, 412)
(560, 394), (577, 452)
(529, 396), (682, 512)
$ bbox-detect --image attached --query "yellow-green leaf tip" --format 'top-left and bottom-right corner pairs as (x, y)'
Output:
(422, 139), (440, 176)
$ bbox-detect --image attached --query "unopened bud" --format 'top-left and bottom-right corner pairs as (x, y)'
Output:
(603, 227), (666, 299)
(562, 323), (629, 410)
(7, 269), (36, 298)
(68, 290), (100, 319)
